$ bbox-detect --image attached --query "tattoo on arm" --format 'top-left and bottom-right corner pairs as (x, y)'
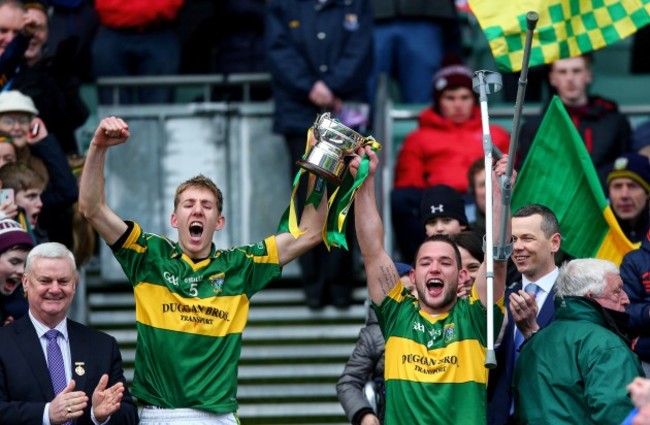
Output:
(377, 265), (398, 297)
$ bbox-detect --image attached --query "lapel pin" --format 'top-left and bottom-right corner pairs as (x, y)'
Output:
(74, 362), (85, 376)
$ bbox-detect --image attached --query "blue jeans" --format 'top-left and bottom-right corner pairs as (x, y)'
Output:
(369, 20), (444, 104)
(92, 26), (180, 104)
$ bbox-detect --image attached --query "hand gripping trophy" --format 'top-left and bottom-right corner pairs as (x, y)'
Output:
(297, 112), (380, 185)
(279, 112), (381, 250)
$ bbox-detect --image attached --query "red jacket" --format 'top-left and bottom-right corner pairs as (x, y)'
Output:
(393, 106), (510, 193)
(95, 0), (184, 29)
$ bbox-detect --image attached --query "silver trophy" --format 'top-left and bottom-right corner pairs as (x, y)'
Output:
(297, 112), (370, 185)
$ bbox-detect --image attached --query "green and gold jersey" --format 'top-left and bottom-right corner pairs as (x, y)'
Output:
(113, 221), (282, 414)
(375, 283), (504, 425)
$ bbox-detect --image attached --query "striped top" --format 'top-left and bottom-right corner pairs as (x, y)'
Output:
(375, 282), (504, 424)
(113, 221), (282, 413)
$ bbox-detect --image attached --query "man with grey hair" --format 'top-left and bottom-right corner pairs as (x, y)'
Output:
(0, 242), (137, 424)
(512, 258), (643, 424)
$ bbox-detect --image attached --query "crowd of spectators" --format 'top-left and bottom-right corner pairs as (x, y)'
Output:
(0, 1), (650, 424)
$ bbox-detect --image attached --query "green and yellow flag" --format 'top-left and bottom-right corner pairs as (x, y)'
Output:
(468, 0), (650, 71)
(511, 96), (639, 265)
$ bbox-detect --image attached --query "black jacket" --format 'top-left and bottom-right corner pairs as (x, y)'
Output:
(336, 307), (385, 424)
(372, 0), (456, 21)
(0, 316), (138, 424)
(13, 58), (89, 155)
(266, 0), (373, 135)
(621, 232), (650, 361)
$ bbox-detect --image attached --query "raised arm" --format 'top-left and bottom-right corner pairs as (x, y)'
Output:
(275, 171), (328, 267)
(474, 155), (517, 307)
(275, 129), (329, 266)
(353, 146), (399, 306)
(78, 117), (130, 245)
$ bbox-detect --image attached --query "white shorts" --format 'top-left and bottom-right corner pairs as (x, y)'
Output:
(139, 406), (239, 425)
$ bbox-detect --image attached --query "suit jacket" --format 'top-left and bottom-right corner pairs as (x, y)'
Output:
(487, 281), (557, 425)
(0, 316), (138, 424)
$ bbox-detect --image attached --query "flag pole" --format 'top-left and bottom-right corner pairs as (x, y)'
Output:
(497, 11), (539, 252)
(472, 68), (502, 369)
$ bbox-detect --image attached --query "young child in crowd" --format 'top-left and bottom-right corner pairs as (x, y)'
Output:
(0, 161), (45, 243)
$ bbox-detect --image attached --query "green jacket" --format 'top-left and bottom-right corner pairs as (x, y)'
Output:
(512, 296), (642, 425)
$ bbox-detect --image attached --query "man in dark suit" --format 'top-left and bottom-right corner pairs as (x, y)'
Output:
(0, 242), (138, 424)
(488, 204), (562, 424)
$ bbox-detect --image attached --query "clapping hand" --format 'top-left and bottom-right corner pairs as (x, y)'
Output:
(49, 380), (88, 425)
(91, 374), (125, 422)
(509, 290), (539, 339)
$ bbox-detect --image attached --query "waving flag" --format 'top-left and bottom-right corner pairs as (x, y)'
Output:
(511, 96), (639, 265)
(468, 0), (650, 71)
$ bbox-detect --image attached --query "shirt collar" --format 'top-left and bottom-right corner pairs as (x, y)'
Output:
(172, 241), (217, 260)
(522, 266), (558, 295)
(29, 310), (69, 341)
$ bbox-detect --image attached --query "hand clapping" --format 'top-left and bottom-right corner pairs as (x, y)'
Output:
(91, 374), (125, 422)
(49, 380), (88, 425)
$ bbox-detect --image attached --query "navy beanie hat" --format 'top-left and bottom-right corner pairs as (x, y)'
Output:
(420, 185), (468, 228)
(607, 153), (650, 193)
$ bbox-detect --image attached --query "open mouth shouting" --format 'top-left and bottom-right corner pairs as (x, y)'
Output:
(0, 276), (19, 295)
(426, 278), (444, 297)
(30, 212), (39, 227)
(189, 221), (204, 242)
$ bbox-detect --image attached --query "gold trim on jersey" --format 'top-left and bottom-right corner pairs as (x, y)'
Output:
(249, 236), (280, 264)
(124, 223), (147, 253)
(181, 255), (212, 271)
(135, 282), (249, 337)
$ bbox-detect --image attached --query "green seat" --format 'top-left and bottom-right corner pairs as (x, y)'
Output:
(591, 75), (650, 105)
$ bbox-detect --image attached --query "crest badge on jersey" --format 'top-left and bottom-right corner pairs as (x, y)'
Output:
(209, 273), (225, 294)
(443, 323), (456, 343)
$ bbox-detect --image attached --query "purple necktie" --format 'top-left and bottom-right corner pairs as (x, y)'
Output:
(45, 330), (67, 395)
(45, 330), (72, 425)
(45, 329), (67, 396)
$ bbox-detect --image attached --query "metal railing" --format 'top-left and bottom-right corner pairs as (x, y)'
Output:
(96, 73), (272, 104)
